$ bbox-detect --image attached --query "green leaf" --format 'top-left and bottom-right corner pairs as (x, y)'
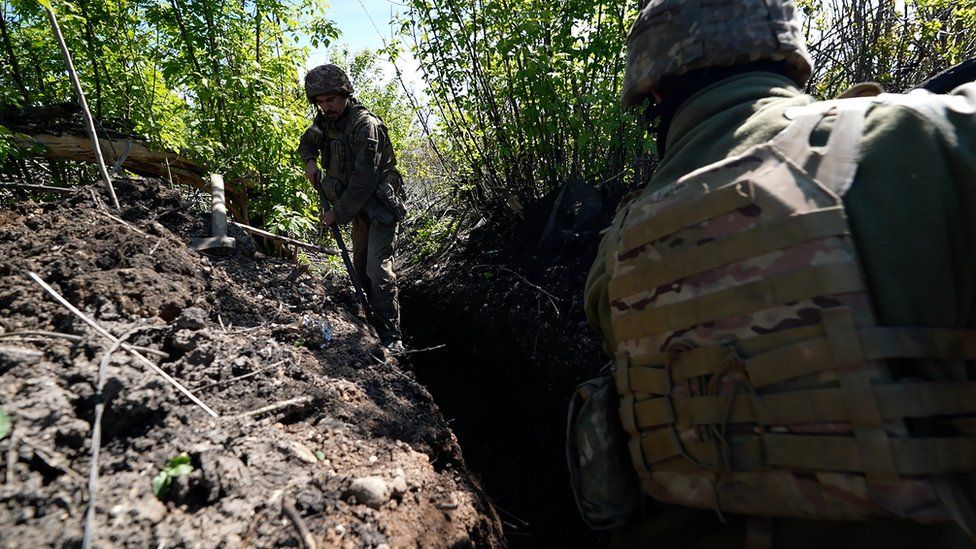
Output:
(163, 453), (193, 477)
(169, 463), (193, 477)
(34, 0), (53, 11)
(153, 453), (191, 498)
(151, 471), (171, 497)
(167, 453), (191, 468)
(0, 410), (10, 440)
(315, 450), (326, 461)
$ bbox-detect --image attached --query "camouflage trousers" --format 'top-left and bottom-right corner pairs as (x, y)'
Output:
(351, 213), (401, 342)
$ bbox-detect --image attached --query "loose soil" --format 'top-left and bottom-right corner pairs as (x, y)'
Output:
(0, 179), (504, 548)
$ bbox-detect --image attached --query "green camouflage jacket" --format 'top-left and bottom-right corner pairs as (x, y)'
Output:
(298, 100), (403, 225)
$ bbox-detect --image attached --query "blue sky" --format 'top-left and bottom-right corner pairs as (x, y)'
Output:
(325, 0), (406, 52)
(304, 0), (424, 93)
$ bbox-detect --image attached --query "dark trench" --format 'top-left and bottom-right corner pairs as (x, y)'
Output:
(400, 291), (605, 548)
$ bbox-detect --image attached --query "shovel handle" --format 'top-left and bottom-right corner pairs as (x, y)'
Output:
(316, 175), (373, 319)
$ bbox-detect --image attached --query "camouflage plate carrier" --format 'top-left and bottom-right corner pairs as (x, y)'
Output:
(316, 104), (406, 224)
(605, 96), (976, 523)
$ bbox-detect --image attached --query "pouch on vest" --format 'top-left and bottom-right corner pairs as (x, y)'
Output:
(566, 373), (640, 530)
(327, 135), (346, 178)
(375, 171), (407, 222)
(317, 175), (343, 205)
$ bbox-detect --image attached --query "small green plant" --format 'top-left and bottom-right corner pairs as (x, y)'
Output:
(0, 409), (10, 440)
(152, 453), (193, 498)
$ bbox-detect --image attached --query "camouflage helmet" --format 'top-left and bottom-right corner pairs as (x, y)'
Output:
(621, 0), (813, 107)
(304, 64), (354, 103)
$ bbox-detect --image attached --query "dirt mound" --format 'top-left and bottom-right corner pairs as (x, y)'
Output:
(0, 179), (503, 547)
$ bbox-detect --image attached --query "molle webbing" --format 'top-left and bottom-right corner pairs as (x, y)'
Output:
(612, 261), (864, 341)
(609, 206), (850, 300)
(618, 182), (755, 253)
(630, 429), (976, 476)
(617, 327), (976, 396)
(608, 100), (976, 521)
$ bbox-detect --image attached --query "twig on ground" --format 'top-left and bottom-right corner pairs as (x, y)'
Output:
(5, 429), (17, 487)
(27, 272), (218, 417)
(193, 361), (285, 392)
(235, 396), (313, 419)
(0, 330), (85, 342)
(95, 209), (149, 237)
(148, 239), (164, 256)
(494, 502), (531, 528)
(0, 182), (77, 194)
(218, 315), (226, 332)
(282, 495), (317, 549)
(19, 435), (87, 486)
(88, 188), (101, 210)
(83, 327), (141, 549)
(472, 265), (561, 315)
(390, 343), (446, 357)
(228, 220), (339, 256)
(0, 331), (168, 358)
(226, 324), (268, 334)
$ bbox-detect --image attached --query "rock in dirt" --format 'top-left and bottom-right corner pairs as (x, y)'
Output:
(280, 440), (319, 465)
(391, 468), (408, 497)
(139, 497), (168, 524)
(171, 328), (205, 352)
(176, 307), (208, 330)
(199, 453), (252, 502)
(347, 476), (392, 509)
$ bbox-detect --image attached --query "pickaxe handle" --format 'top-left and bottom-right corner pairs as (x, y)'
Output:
(317, 175), (373, 319)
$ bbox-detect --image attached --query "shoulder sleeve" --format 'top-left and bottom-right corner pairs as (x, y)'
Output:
(298, 123), (323, 164)
(843, 83), (976, 328)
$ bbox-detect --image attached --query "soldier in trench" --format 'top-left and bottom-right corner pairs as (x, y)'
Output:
(298, 64), (406, 353)
(569, 0), (976, 547)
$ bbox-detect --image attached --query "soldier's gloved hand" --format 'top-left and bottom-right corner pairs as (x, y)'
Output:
(305, 159), (321, 185)
(321, 210), (337, 227)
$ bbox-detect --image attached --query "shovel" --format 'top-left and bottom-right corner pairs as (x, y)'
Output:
(190, 173), (236, 254)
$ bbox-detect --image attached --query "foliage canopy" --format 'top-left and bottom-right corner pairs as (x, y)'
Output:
(0, 0), (974, 248)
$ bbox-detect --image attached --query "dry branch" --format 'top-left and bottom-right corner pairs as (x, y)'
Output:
(235, 396), (313, 418)
(43, 5), (118, 209)
(0, 182), (77, 194)
(0, 330), (168, 358)
(5, 429), (17, 488)
(19, 434), (86, 486)
(390, 344), (446, 357)
(10, 131), (246, 222)
(83, 327), (142, 549)
(228, 221), (339, 256)
(15, 133), (204, 186)
(282, 495), (317, 549)
(193, 360), (285, 392)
